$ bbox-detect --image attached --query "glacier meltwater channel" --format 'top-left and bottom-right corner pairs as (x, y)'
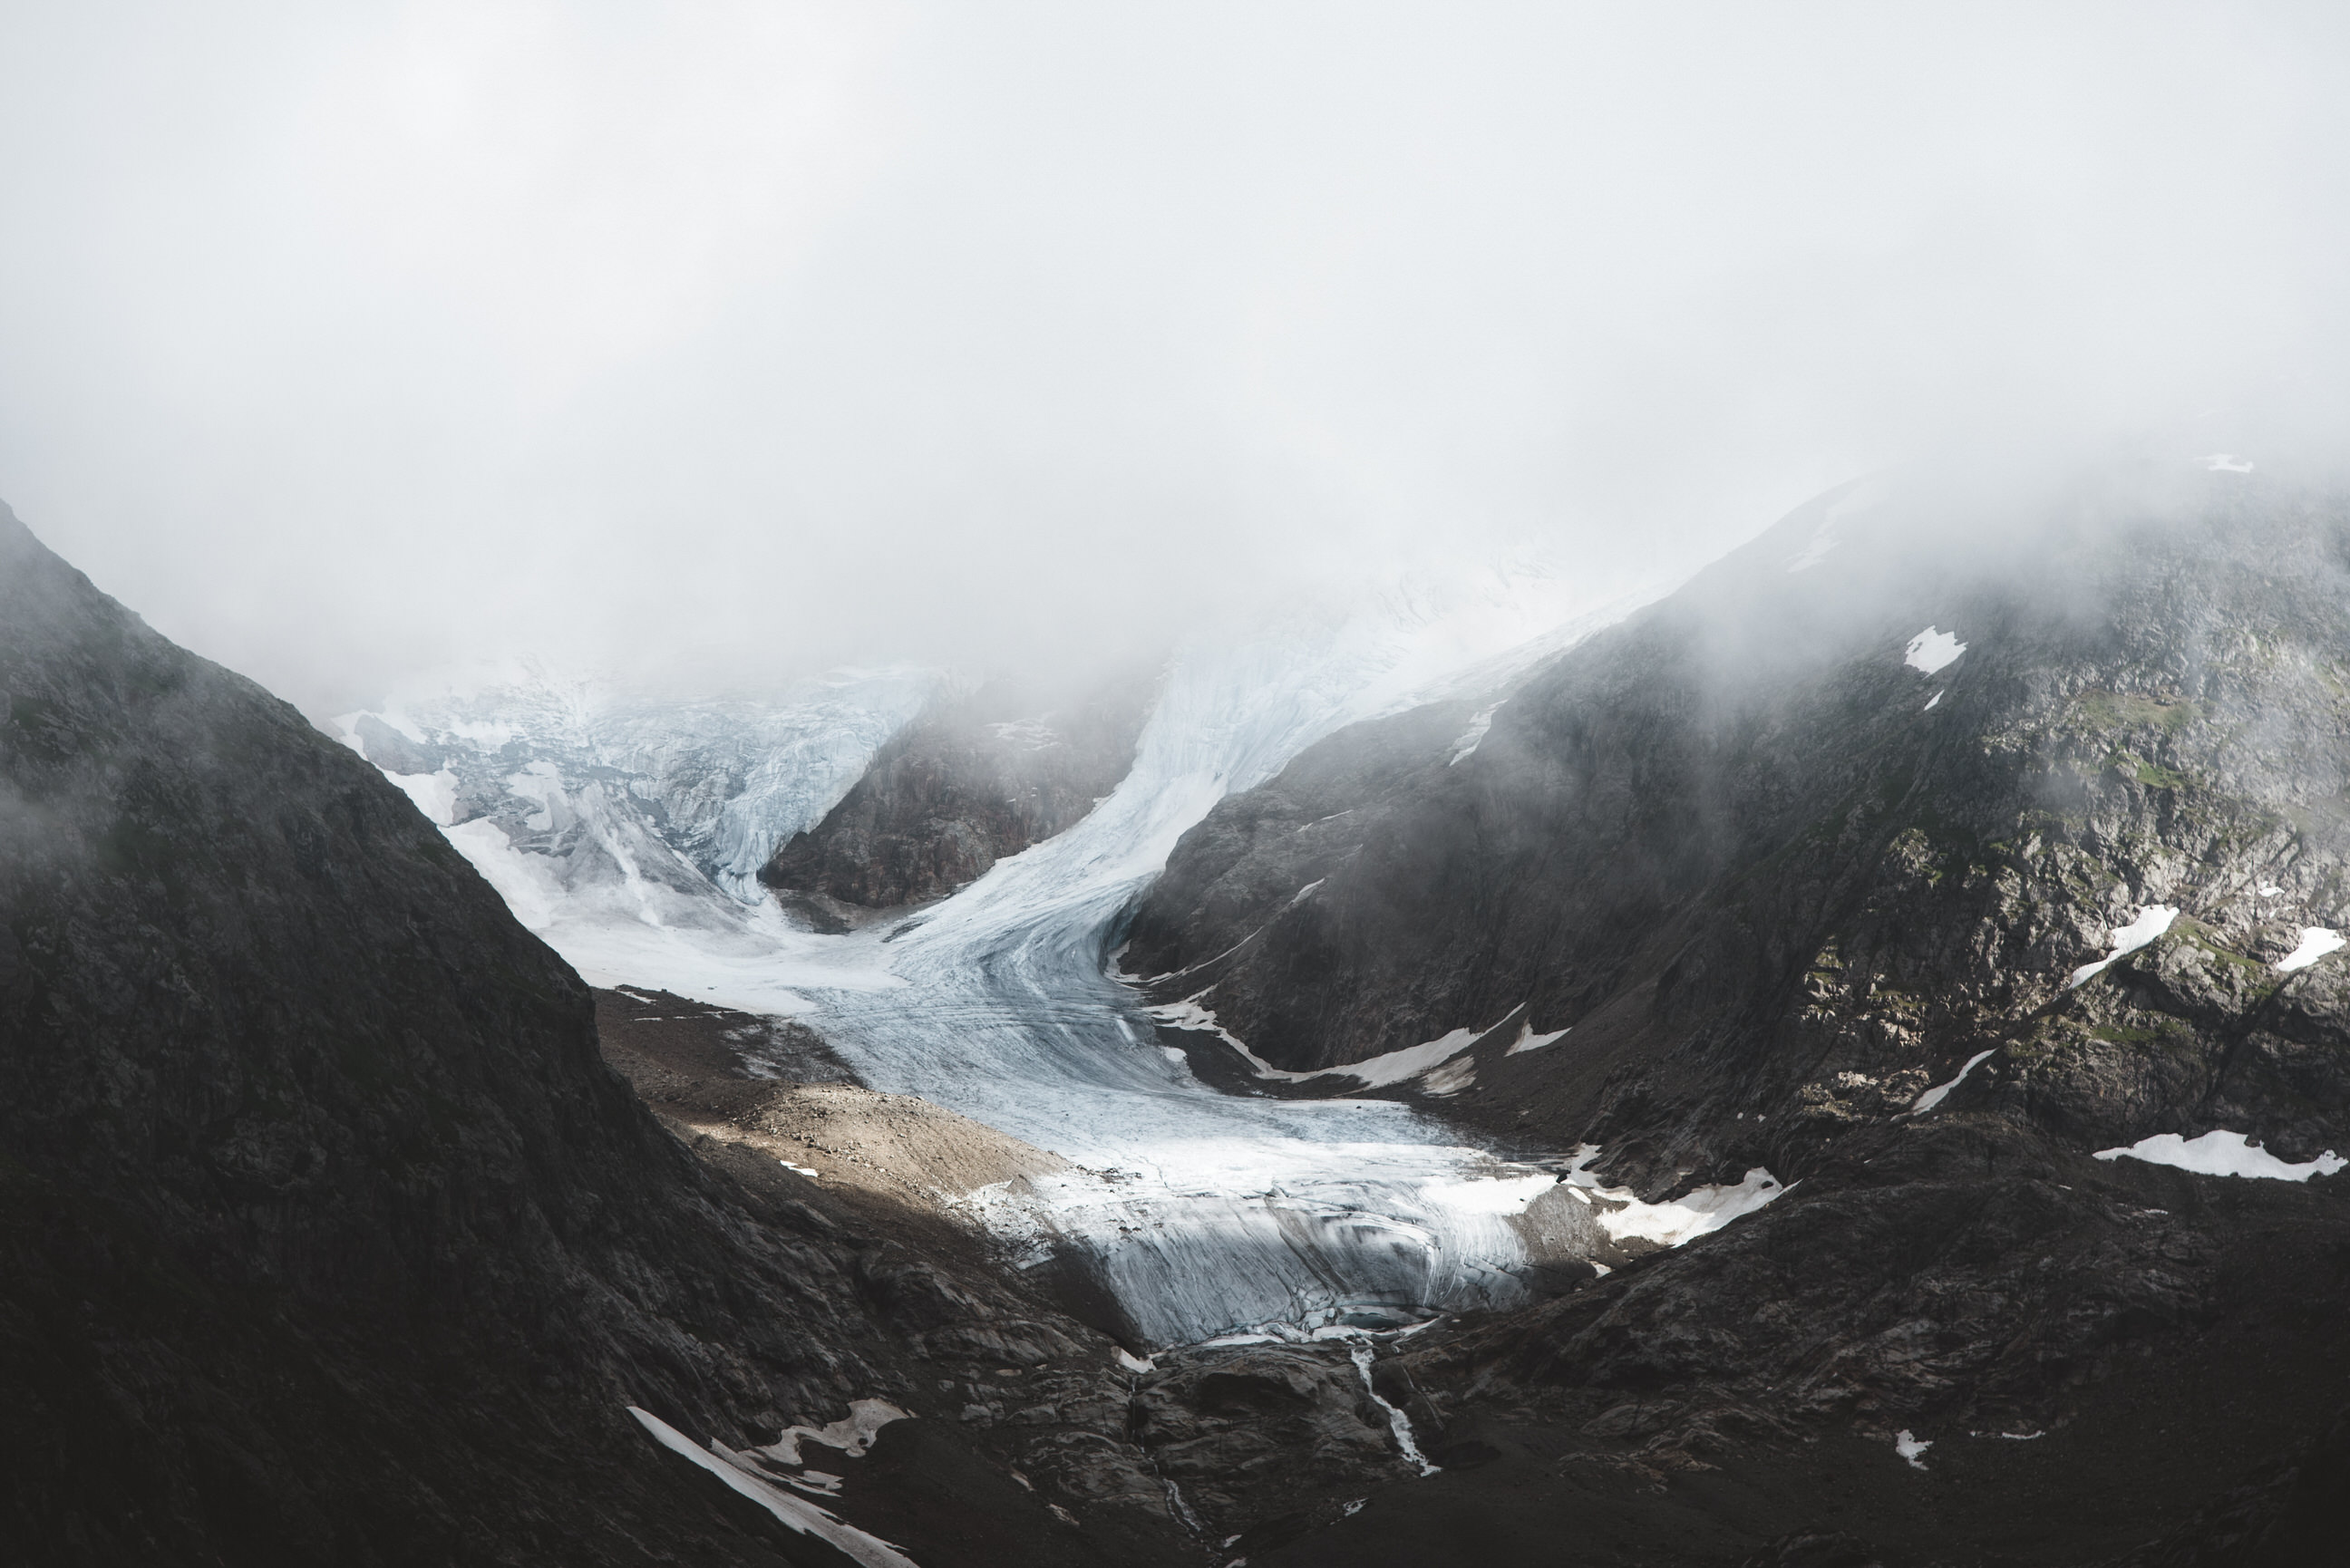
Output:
(339, 574), (1782, 1346)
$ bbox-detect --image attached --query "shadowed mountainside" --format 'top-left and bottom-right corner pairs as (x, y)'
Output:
(0, 502), (1194, 1567)
(1122, 462), (2350, 1564)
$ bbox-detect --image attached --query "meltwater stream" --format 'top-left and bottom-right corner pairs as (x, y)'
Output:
(342, 571), (1741, 1347)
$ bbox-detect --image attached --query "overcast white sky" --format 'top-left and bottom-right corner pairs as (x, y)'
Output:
(3, 2), (2346, 711)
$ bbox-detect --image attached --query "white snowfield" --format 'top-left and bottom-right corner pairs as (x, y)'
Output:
(1559, 1147), (1790, 1246)
(2275, 926), (2345, 974)
(345, 567), (1801, 1347)
(1505, 1021), (1571, 1055)
(1910, 1048), (1996, 1115)
(2067, 905), (2180, 989)
(2093, 1129), (2345, 1182)
(1447, 702), (1500, 764)
(1145, 999), (1569, 1089)
(1903, 626), (1966, 674)
(627, 1407), (918, 1568)
(1144, 1001), (1490, 1091)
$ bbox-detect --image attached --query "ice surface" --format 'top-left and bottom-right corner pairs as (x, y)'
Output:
(2275, 926), (2344, 974)
(811, 590), (1685, 1343)
(1922, 691), (1942, 711)
(2200, 453), (2255, 473)
(364, 573), (1800, 1346)
(1910, 1049), (1996, 1114)
(1894, 1430), (1932, 1470)
(2258, 883), (2285, 897)
(2066, 905), (2180, 988)
(626, 1407), (918, 1568)
(2093, 1129), (2345, 1182)
(1903, 627), (1966, 674)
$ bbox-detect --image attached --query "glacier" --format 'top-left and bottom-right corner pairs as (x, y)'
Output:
(338, 567), (1772, 1346)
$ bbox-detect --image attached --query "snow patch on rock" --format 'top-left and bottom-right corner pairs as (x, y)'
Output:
(1560, 1148), (1791, 1247)
(1904, 626), (1966, 674)
(1911, 1048), (1996, 1114)
(755, 1399), (911, 1466)
(1505, 1021), (1570, 1055)
(2275, 926), (2344, 973)
(628, 1406), (918, 1568)
(2093, 1129), (2345, 1182)
(2067, 905), (2180, 988)
(1448, 702), (1500, 764)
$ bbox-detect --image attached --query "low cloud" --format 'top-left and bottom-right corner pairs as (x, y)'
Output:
(3, 2), (2346, 711)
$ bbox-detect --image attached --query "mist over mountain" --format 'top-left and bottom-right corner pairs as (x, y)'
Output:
(9, 5), (2350, 1565)
(10, 453), (2350, 1563)
(8, 5), (2350, 711)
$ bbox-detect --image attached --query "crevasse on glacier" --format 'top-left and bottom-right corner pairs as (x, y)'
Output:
(341, 570), (1776, 1346)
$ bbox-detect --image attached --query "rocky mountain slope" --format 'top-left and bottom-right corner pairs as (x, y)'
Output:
(19, 452), (2350, 1565)
(763, 670), (1157, 921)
(1121, 460), (2350, 1563)
(1127, 461), (2350, 1162)
(0, 502), (1196, 1567)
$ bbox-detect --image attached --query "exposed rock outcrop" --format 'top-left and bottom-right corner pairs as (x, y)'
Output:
(1128, 463), (2350, 1174)
(763, 669), (1158, 918)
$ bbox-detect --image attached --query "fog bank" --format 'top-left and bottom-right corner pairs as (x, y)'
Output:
(2, 2), (2346, 711)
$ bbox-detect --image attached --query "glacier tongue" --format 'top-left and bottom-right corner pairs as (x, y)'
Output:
(788, 585), (1643, 1343)
(345, 573), (1756, 1346)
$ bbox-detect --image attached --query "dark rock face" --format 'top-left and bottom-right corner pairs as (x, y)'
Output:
(0, 504), (1190, 1566)
(1128, 465), (2350, 1173)
(1125, 465), (2350, 1563)
(1120, 697), (1483, 1071)
(764, 670), (1157, 915)
(1130, 1346), (1401, 1521)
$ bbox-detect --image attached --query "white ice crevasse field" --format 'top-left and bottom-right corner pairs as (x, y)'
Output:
(336, 568), (1796, 1347)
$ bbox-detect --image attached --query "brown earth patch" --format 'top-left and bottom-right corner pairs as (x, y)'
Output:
(594, 987), (1069, 1242)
